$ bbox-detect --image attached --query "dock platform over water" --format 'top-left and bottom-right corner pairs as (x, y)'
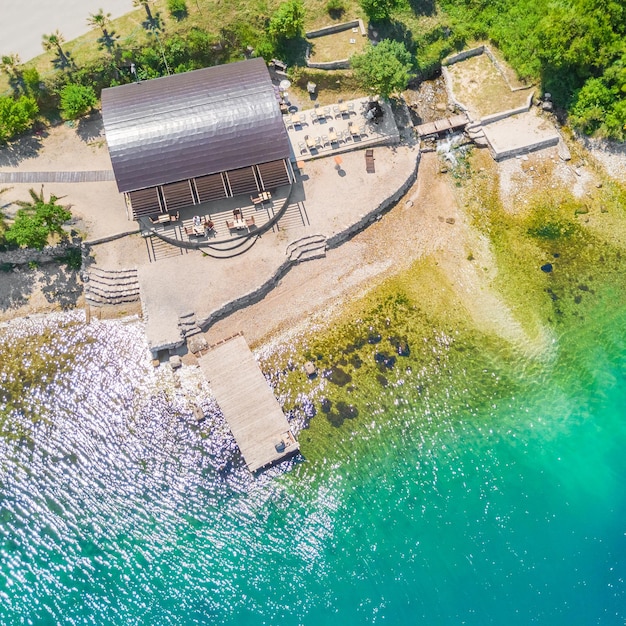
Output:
(198, 334), (299, 473)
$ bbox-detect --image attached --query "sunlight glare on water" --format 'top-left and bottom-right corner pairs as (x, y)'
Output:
(0, 303), (625, 624)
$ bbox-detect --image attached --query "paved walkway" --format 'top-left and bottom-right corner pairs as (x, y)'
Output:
(0, 170), (115, 183)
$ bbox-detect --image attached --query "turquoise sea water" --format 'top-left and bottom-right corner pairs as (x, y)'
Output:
(1, 292), (626, 625)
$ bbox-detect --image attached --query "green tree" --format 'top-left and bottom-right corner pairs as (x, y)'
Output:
(351, 39), (414, 98)
(59, 84), (97, 120)
(359, 0), (401, 22)
(42, 31), (73, 68)
(5, 187), (72, 250)
(268, 0), (305, 41)
(0, 95), (38, 144)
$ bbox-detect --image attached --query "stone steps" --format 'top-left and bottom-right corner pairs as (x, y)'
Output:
(84, 267), (140, 306)
(286, 234), (327, 264)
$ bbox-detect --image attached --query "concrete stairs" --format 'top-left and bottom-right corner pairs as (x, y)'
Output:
(84, 267), (140, 306)
(465, 122), (489, 147)
(178, 311), (208, 353)
(286, 235), (327, 264)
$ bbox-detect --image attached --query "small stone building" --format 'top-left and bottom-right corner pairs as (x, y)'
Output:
(101, 58), (294, 220)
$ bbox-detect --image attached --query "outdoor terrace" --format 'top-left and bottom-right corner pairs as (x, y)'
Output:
(138, 184), (293, 246)
(285, 97), (400, 161)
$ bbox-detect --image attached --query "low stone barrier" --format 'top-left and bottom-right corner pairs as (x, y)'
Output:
(442, 46), (484, 66)
(306, 58), (351, 70)
(84, 228), (141, 247)
(0, 242), (81, 267)
(305, 19), (366, 38)
(327, 150), (421, 248)
(490, 135), (559, 161)
(440, 66), (472, 120)
(480, 92), (534, 126)
(305, 18), (367, 70)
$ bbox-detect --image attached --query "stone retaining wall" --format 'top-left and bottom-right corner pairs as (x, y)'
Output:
(305, 18), (366, 70)
(305, 19), (366, 38)
(442, 46), (534, 125)
(440, 66), (472, 119)
(480, 92), (534, 125)
(84, 228), (140, 247)
(327, 151), (421, 248)
(306, 57), (351, 70)
(0, 242), (81, 267)
(442, 45), (485, 66)
(489, 135), (559, 161)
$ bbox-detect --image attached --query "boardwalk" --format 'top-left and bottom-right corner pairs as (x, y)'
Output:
(0, 170), (115, 183)
(198, 334), (299, 472)
(415, 113), (469, 137)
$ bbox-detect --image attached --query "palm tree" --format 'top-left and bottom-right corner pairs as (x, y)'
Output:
(87, 9), (118, 52)
(0, 53), (23, 94)
(87, 9), (112, 38)
(42, 31), (71, 68)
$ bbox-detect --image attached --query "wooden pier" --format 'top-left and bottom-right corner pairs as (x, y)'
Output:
(198, 334), (299, 473)
(416, 113), (469, 138)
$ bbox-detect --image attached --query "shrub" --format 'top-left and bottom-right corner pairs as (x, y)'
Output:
(167, 0), (188, 20)
(0, 95), (38, 143)
(268, 0), (305, 41)
(359, 0), (401, 22)
(59, 84), (97, 120)
(351, 39), (414, 98)
(326, 0), (346, 17)
(5, 187), (72, 250)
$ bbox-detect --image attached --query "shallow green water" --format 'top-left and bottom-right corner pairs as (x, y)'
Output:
(1, 252), (626, 624)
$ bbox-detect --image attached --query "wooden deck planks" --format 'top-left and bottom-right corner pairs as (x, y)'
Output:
(198, 335), (299, 473)
(0, 170), (115, 183)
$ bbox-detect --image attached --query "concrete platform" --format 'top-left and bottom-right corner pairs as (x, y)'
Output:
(482, 109), (560, 160)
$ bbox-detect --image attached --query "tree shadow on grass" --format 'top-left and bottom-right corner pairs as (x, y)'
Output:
(369, 20), (416, 54)
(276, 36), (309, 68)
(0, 129), (48, 167)
(407, 0), (436, 16)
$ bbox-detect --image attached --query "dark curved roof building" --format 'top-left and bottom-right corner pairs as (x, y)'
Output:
(101, 58), (293, 219)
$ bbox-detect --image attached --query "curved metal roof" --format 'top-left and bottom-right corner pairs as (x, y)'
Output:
(101, 58), (291, 193)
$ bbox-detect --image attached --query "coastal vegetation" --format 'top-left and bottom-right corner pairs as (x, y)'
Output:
(3, 187), (72, 250)
(0, 0), (622, 141)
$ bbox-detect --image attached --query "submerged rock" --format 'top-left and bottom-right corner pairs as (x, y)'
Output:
(335, 401), (358, 420)
(320, 398), (332, 413)
(324, 366), (352, 386)
(389, 335), (410, 356)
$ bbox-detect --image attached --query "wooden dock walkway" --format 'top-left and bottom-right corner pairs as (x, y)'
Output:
(416, 113), (469, 138)
(198, 334), (299, 473)
(0, 170), (115, 184)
